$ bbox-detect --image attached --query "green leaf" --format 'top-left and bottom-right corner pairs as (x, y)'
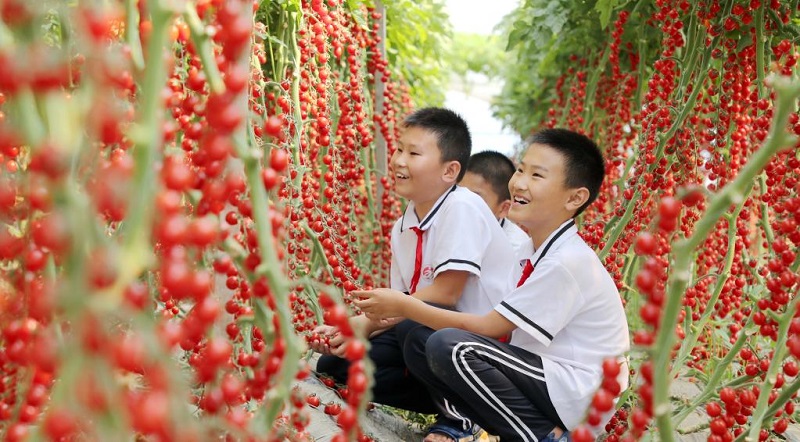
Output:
(545, 12), (567, 35)
(595, 0), (618, 29)
(507, 27), (530, 51)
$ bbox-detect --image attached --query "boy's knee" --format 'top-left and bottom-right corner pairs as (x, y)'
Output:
(427, 328), (470, 350)
(425, 328), (470, 374)
(401, 324), (433, 361)
(394, 318), (422, 344)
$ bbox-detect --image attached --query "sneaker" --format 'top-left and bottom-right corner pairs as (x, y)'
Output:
(541, 430), (571, 442)
(426, 421), (481, 442)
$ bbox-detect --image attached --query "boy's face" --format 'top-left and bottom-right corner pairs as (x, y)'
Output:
(460, 171), (510, 220)
(508, 143), (586, 234)
(390, 126), (459, 212)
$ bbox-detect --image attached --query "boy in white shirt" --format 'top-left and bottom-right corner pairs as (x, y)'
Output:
(356, 129), (630, 442)
(461, 150), (530, 254)
(313, 108), (516, 438)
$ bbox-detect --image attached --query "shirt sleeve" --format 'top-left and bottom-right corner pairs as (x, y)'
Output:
(429, 199), (491, 279)
(494, 260), (584, 346)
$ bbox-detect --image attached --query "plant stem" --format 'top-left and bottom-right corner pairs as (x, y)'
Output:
(126, 0), (145, 71)
(754, 2), (766, 97)
(115, 0), (174, 302)
(670, 205), (744, 377)
(757, 174), (776, 246)
(653, 42), (714, 160)
(672, 322), (753, 425)
(599, 189), (641, 261)
(653, 75), (800, 442)
(184, 5), (224, 94)
(13, 89), (45, 145)
(752, 373), (800, 437)
(744, 294), (800, 441)
(288, 12), (305, 182)
(584, 48), (609, 130)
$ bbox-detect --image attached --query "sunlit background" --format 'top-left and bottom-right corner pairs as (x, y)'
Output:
(444, 0), (520, 156)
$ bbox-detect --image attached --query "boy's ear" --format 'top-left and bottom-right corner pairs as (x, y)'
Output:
(565, 187), (590, 213)
(497, 199), (512, 219)
(442, 161), (461, 183)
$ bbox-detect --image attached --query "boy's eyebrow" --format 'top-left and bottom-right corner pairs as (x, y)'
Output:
(519, 160), (549, 172)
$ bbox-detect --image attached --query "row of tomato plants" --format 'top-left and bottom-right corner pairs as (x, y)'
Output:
(503, 1), (800, 441)
(0, 0), (412, 440)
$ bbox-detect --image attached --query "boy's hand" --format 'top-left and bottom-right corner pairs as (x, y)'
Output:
(353, 288), (408, 319)
(309, 325), (348, 357)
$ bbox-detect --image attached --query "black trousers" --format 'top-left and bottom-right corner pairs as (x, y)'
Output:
(315, 321), (438, 414)
(403, 327), (567, 442)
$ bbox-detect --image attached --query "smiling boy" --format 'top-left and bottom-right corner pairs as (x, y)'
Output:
(356, 129), (630, 442)
(313, 108), (516, 438)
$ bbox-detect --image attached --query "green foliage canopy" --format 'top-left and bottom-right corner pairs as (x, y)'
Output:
(382, 0), (451, 107)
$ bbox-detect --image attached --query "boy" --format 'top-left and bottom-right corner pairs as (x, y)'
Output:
(313, 108), (516, 425)
(355, 129), (630, 442)
(461, 150), (530, 253)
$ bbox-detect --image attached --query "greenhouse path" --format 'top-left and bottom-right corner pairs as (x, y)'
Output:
(300, 357), (800, 441)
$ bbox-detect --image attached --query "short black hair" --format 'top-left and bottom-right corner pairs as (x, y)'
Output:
(524, 128), (605, 216)
(466, 151), (515, 201)
(402, 108), (471, 181)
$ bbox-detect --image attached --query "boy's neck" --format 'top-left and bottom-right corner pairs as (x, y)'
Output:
(412, 185), (455, 221)
(530, 217), (575, 250)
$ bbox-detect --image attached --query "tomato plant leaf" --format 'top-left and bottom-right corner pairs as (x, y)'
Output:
(595, 0), (619, 29)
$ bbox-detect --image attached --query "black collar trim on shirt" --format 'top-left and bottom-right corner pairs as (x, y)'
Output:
(525, 218), (576, 268)
(400, 185), (458, 232)
(500, 218), (506, 228)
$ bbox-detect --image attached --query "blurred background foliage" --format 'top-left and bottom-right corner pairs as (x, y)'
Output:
(445, 31), (507, 92)
(382, 0), (451, 107)
(492, 0), (622, 135)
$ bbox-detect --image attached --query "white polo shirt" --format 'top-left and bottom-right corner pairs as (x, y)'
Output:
(390, 185), (515, 315)
(500, 218), (530, 254)
(494, 219), (630, 431)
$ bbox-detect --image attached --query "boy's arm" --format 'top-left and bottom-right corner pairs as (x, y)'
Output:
(357, 270), (468, 337)
(354, 288), (516, 339)
(409, 270), (469, 307)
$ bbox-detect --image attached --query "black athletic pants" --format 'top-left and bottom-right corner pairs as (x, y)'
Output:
(403, 327), (568, 442)
(315, 320), (438, 414)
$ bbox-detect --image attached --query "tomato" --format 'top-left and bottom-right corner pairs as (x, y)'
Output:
(571, 425), (594, 442)
(719, 387), (737, 405)
(705, 401), (722, 417)
(324, 402), (342, 416)
(658, 197), (682, 219)
(345, 339), (366, 362)
(633, 232), (657, 256)
(264, 116), (284, 139)
(709, 417), (728, 435)
(592, 389), (615, 413)
(336, 406), (357, 430)
(306, 394), (320, 408)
